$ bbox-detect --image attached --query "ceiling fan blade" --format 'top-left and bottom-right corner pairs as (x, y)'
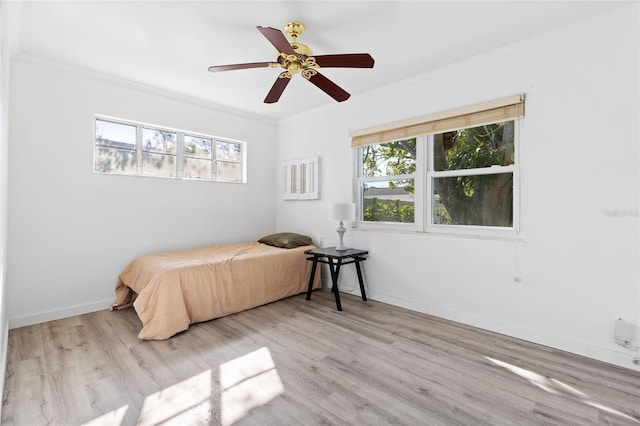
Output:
(313, 53), (375, 68)
(264, 73), (292, 104)
(307, 72), (350, 102)
(208, 62), (275, 72)
(257, 26), (295, 55)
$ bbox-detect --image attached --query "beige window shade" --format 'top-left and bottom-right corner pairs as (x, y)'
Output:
(350, 94), (525, 148)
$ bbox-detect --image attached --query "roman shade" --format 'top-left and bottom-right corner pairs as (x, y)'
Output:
(350, 94), (525, 148)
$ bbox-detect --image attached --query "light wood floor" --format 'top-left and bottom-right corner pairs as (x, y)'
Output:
(3, 289), (640, 425)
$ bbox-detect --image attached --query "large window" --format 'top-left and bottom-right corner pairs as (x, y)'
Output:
(353, 95), (523, 236)
(94, 117), (245, 182)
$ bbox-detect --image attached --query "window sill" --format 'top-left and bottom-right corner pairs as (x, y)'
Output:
(352, 224), (525, 242)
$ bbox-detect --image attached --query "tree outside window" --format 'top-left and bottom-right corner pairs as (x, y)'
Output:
(432, 122), (514, 227)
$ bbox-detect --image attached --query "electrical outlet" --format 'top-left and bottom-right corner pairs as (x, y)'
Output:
(318, 237), (325, 247)
(615, 318), (635, 345)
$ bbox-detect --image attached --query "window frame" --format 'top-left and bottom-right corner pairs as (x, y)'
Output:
(93, 115), (246, 183)
(356, 138), (423, 231)
(355, 121), (520, 238)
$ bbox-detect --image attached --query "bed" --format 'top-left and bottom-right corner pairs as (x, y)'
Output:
(113, 234), (320, 340)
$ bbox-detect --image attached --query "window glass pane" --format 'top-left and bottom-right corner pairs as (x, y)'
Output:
(216, 141), (242, 162)
(434, 122), (514, 171)
(432, 173), (513, 227)
(362, 138), (416, 177)
(95, 147), (137, 174)
(217, 161), (242, 182)
(184, 157), (212, 180)
(185, 135), (212, 159)
(94, 119), (137, 174)
(142, 128), (176, 154)
(142, 128), (176, 177)
(362, 180), (414, 223)
(142, 153), (176, 177)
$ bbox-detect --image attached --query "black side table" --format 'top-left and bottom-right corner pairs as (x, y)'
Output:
(304, 247), (368, 311)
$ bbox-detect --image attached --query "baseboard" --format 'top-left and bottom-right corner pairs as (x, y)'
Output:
(8, 298), (114, 329)
(357, 288), (640, 372)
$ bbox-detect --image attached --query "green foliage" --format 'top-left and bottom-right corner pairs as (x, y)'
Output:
(439, 123), (513, 201)
(363, 138), (416, 178)
(445, 123), (513, 170)
(363, 199), (414, 223)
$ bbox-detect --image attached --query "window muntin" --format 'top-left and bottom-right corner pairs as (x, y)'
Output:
(94, 117), (245, 183)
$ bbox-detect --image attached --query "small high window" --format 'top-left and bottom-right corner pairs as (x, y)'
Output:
(94, 117), (245, 183)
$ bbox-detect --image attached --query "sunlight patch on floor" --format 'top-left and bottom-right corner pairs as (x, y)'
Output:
(220, 346), (284, 426)
(81, 405), (128, 425)
(485, 356), (640, 423)
(138, 370), (213, 425)
(485, 356), (559, 394)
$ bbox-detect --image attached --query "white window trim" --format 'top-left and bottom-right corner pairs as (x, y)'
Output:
(94, 115), (246, 183)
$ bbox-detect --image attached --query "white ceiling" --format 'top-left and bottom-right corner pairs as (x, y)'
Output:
(17, 1), (631, 121)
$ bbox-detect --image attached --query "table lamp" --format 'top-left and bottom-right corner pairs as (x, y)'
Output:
(330, 203), (356, 251)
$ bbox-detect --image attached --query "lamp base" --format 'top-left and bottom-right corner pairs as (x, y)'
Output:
(336, 221), (347, 251)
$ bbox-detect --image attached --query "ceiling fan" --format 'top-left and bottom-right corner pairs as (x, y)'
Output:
(208, 21), (375, 104)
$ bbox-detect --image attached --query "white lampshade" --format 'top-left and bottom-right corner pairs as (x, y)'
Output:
(330, 203), (356, 221)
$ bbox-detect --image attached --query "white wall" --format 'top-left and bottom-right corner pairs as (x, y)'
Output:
(0, 0), (19, 417)
(276, 5), (640, 370)
(7, 56), (278, 326)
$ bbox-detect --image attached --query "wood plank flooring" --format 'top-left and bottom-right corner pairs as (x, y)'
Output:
(3, 289), (640, 425)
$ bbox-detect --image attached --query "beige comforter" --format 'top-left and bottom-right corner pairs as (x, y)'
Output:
(114, 241), (320, 340)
